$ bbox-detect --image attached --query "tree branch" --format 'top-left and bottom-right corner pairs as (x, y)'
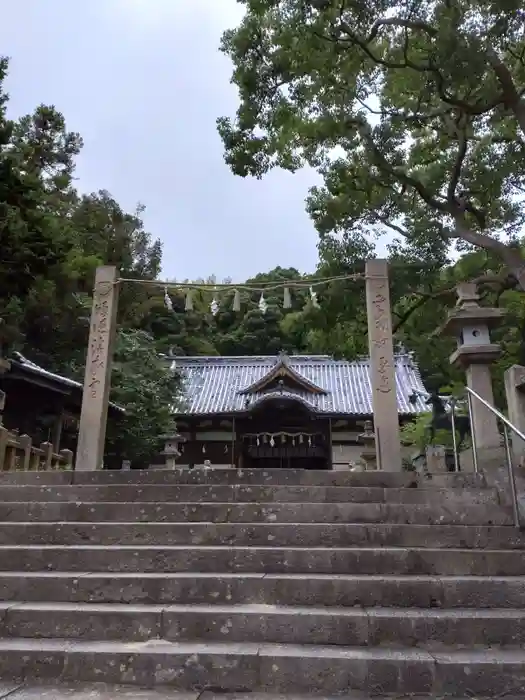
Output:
(367, 17), (438, 43)
(446, 116), (469, 203)
(334, 17), (505, 116)
(375, 214), (410, 238)
(351, 119), (450, 213)
(487, 48), (525, 135)
(449, 213), (510, 255)
(393, 272), (514, 332)
(393, 291), (447, 332)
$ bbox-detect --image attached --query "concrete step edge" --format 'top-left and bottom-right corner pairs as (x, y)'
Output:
(2, 636), (525, 660)
(0, 522), (517, 529)
(5, 601), (525, 618)
(1, 689), (516, 700)
(0, 545), (520, 552)
(1, 571), (524, 580)
(5, 640), (523, 694)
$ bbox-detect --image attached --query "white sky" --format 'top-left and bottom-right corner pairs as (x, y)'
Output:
(1, 0), (323, 281)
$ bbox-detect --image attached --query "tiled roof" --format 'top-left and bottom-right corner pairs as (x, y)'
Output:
(10, 352), (125, 413)
(171, 354), (429, 416)
(11, 352), (83, 390)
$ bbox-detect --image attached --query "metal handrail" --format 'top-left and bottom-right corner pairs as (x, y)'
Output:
(464, 386), (523, 529)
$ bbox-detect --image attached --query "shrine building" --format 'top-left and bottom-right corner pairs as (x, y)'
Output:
(165, 352), (428, 470)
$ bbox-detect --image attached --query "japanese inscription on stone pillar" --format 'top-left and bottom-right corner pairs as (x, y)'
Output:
(88, 282), (112, 400)
(76, 266), (119, 471)
(370, 286), (393, 394)
(365, 259), (402, 471)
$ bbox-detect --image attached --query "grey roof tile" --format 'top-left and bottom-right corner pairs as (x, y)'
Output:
(10, 352), (125, 413)
(171, 354), (428, 416)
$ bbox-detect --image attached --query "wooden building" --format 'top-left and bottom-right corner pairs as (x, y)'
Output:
(167, 352), (428, 470)
(0, 352), (123, 453)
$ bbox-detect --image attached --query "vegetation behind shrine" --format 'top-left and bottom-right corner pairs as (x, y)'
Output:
(1, 43), (525, 462)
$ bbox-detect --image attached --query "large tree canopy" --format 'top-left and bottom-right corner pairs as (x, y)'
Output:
(4, 47), (525, 462)
(218, 0), (525, 286)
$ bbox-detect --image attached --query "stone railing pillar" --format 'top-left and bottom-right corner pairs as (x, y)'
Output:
(504, 365), (525, 466)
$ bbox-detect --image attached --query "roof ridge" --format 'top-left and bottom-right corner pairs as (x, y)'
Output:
(171, 353), (415, 365)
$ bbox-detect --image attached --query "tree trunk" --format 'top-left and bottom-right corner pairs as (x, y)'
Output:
(501, 247), (525, 292)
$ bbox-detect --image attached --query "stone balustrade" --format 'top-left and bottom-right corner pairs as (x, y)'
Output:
(0, 425), (73, 472)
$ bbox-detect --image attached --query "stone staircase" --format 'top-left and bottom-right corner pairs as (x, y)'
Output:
(0, 468), (524, 697)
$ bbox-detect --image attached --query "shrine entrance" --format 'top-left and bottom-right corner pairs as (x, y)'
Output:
(237, 396), (331, 470)
(77, 259), (403, 472)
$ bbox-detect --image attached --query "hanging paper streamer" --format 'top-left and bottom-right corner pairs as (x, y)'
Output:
(309, 286), (320, 309)
(283, 287), (292, 309)
(185, 290), (193, 311)
(270, 435), (275, 447)
(233, 289), (241, 312)
(258, 293), (268, 315)
(202, 444), (206, 454)
(164, 287), (173, 312)
(210, 290), (220, 316)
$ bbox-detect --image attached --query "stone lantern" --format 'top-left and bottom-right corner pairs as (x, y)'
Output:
(440, 282), (504, 462)
(161, 427), (186, 470)
(358, 420), (377, 470)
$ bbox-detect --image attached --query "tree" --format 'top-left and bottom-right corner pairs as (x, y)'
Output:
(106, 329), (181, 468)
(212, 267), (309, 355)
(0, 57), (86, 369)
(218, 1), (525, 288)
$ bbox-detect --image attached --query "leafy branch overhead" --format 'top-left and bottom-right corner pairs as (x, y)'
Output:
(218, 0), (525, 286)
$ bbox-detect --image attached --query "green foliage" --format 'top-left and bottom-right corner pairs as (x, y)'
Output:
(400, 413), (456, 451)
(4, 46), (525, 465)
(218, 0), (525, 285)
(106, 330), (180, 467)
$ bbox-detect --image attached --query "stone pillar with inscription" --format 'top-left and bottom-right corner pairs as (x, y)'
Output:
(76, 266), (120, 471)
(365, 259), (402, 471)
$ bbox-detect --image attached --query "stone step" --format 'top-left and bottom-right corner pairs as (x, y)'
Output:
(0, 637), (522, 695)
(3, 545), (525, 575)
(0, 686), (212, 700)
(0, 468), (488, 488)
(1, 572), (524, 608)
(0, 484), (501, 505)
(0, 522), (523, 547)
(0, 689), (519, 700)
(3, 601), (525, 649)
(0, 491), (501, 523)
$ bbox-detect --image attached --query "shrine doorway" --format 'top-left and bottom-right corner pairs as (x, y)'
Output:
(237, 396), (331, 470)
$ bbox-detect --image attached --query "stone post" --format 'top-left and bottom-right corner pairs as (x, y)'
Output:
(161, 429), (186, 470)
(440, 282), (504, 467)
(504, 365), (525, 466)
(358, 420), (377, 470)
(76, 266), (119, 471)
(426, 445), (448, 473)
(365, 259), (402, 471)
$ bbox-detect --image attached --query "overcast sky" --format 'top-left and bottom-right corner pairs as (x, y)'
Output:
(0, 0), (322, 282)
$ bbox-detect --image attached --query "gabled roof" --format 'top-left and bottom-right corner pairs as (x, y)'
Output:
(171, 353), (429, 416)
(239, 352), (326, 395)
